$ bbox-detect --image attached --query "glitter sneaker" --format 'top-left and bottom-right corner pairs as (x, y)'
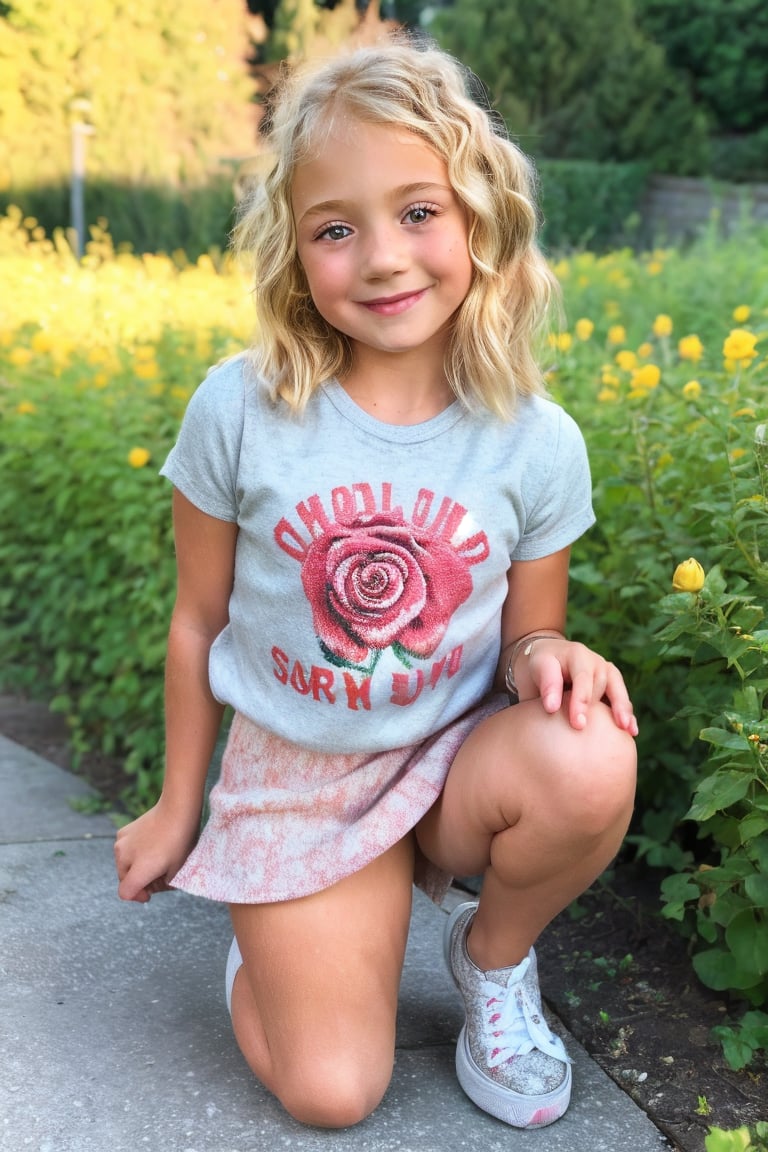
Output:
(443, 901), (572, 1128)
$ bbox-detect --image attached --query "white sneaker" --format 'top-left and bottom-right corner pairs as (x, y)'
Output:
(443, 902), (572, 1128)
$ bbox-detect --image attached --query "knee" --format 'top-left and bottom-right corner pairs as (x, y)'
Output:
(552, 704), (637, 837)
(275, 1056), (392, 1129)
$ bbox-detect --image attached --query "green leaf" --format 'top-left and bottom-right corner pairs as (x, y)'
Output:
(692, 947), (762, 991)
(698, 728), (750, 751)
(745, 874), (768, 909)
(686, 772), (753, 821)
(725, 909), (768, 977)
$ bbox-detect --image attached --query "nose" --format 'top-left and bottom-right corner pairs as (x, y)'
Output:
(359, 223), (409, 280)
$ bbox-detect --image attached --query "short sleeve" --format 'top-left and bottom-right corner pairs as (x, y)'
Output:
(160, 356), (246, 522)
(511, 407), (595, 561)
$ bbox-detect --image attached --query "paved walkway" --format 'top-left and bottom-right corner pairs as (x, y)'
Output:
(0, 734), (670, 1152)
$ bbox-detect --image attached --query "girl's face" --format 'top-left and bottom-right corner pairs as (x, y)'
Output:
(291, 119), (473, 370)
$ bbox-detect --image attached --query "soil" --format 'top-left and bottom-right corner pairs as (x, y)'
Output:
(2, 692), (765, 1150)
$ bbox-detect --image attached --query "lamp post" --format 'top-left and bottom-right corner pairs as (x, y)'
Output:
(69, 99), (94, 259)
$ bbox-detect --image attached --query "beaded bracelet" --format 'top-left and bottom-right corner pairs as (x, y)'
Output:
(504, 633), (563, 697)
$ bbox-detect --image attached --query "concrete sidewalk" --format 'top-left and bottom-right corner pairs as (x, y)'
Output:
(0, 734), (669, 1152)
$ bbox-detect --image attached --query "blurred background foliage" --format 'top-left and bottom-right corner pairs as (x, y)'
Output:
(1, 0), (766, 257)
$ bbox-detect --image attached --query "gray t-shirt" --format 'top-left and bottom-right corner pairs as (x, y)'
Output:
(161, 354), (595, 754)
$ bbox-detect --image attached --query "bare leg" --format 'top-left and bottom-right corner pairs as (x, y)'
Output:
(228, 834), (415, 1128)
(417, 695), (637, 968)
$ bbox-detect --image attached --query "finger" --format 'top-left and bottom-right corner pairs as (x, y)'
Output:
(533, 653), (565, 714)
(568, 663), (606, 729)
(117, 877), (151, 904)
(603, 664), (639, 735)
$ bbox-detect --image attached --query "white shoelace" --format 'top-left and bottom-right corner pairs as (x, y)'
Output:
(480, 960), (571, 1069)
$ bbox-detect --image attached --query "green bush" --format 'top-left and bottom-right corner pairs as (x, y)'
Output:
(0, 176), (240, 260)
(537, 159), (650, 252)
(0, 211), (253, 810)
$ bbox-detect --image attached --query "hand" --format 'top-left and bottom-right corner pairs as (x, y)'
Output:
(114, 799), (200, 904)
(517, 637), (638, 736)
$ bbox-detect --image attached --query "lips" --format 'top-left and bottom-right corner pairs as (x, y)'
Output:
(359, 288), (427, 316)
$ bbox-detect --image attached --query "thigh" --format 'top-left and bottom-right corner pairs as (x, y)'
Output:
(229, 834), (415, 1122)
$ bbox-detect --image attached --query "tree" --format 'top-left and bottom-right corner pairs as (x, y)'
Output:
(637, 0), (768, 134)
(0, 0), (256, 194)
(429, 0), (709, 174)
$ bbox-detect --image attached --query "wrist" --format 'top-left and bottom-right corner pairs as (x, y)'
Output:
(504, 631), (564, 697)
(156, 786), (205, 829)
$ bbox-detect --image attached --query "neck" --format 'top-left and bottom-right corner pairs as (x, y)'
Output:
(341, 346), (455, 425)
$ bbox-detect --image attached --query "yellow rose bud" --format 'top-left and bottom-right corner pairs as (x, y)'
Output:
(672, 558), (705, 593)
(732, 305), (750, 324)
(128, 446), (151, 469)
(678, 334), (704, 362)
(682, 379), (701, 399)
(723, 328), (758, 364)
(631, 363), (661, 389)
(653, 313), (673, 337)
(615, 349), (638, 371)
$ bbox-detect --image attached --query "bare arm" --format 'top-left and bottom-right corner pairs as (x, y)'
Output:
(114, 490), (238, 902)
(496, 547), (637, 736)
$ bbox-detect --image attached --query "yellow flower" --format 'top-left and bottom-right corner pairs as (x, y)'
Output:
(31, 331), (53, 354)
(597, 388), (618, 402)
(9, 346), (33, 367)
(133, 344), (157, 361)
(672, 558), (705, 593)
(723, 328), (758, 364)
(16, 400), (36, 414)
(601, 371), (620, 387)
(128, 446), (151, 468)
(628, 387), (649, 400)
(607, 324), (626, 345)
(548, 331), (573, 352)
(134, 360), (159, 380)
(631, 364), (661, 389)
(575, 318), (594, 341)
(682, 380), (702, 400)
(637, 342), (653, 358)
(615, 350), (638, 372)
(678, 334), (704, 363)
(730, 448), (747, 461)
(646, 261), (663, 276)
(653, 314), (673, 337)
(733, 407), (756, 418)
(732, 305), (751, 324)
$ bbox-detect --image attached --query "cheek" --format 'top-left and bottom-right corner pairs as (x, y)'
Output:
(300, 251), (348, 308)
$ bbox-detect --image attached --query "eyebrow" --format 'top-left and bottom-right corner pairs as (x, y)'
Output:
(297, 182), (453, 223)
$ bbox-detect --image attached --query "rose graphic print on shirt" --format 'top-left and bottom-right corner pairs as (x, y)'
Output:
(301, 509), (474, 673)
(274, 482), (488, 678)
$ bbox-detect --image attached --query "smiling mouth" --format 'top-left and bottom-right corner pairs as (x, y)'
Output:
(360, 289), (427, 316)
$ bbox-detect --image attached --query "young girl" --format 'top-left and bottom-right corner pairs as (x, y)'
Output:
(114, 38), (638, 1133)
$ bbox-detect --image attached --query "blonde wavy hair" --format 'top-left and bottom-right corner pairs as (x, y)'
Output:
(234, 37), (557, 420)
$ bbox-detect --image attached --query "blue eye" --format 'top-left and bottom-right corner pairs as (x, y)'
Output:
(319, 223), (351, 241)
(406, 206), (431, 224)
